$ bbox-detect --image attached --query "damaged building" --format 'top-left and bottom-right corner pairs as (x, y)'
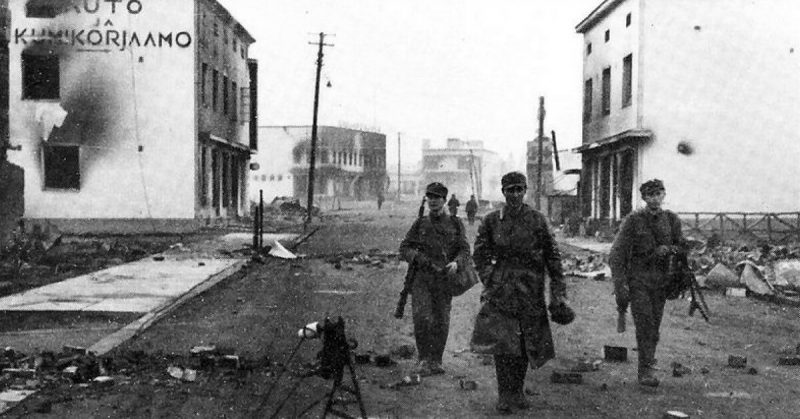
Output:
(5, 0), (257, 233)
(421, 138), (506, 202)
(575, 0), (800, 231)
(251, 126), (387, 206)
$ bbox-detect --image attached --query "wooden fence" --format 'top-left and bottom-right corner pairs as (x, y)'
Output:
(677, 212), (800, 244)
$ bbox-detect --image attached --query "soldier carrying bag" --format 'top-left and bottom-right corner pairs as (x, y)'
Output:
(446, 216), (479, 297)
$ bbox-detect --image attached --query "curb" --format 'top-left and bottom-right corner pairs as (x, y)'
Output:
(0, 259), (248, 415)
(89, 259), (248, 355)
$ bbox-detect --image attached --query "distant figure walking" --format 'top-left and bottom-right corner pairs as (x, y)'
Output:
(447, 194), (460, 217)
(377, 191), (385, 210)
(465, 195), (478, 225)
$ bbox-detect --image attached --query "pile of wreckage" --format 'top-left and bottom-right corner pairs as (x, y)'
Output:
(563, 239), (800, 303)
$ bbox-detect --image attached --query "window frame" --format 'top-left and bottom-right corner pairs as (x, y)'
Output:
(622, 54), (633, 108)
(601, 67), (611, 116)
(43, 144), (80, 190)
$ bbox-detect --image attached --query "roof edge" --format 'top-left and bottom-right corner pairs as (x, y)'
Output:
(575, 0), (626, 33)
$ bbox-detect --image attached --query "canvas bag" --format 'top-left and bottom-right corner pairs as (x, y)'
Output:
(446, 217), (479, 297)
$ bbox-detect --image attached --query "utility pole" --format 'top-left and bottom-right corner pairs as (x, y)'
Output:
(396, 132), (401, 202)
(536, 96), (545, 211)
(305, 32), (334, 227)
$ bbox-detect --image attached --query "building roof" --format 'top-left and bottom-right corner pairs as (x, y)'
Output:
(575, 0), (626, 34)
(207, 0), (256, 44)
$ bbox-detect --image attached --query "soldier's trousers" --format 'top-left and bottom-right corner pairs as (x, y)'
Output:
(411, 279), (452, 363)
(494, 334), (528, 397)
(630, 285), (667, 370)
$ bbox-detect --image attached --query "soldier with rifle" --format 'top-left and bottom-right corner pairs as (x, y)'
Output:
(398, 182), (470, 376)
(610, 179), (689, 387)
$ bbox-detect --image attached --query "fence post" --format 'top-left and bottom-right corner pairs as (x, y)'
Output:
(766, 214), (772, 242)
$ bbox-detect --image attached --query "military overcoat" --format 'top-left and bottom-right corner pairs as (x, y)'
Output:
(470, 204), (566, 369)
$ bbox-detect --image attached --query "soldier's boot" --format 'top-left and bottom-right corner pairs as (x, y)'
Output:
(494, 356), (515, 415)
(509, 356), (531, 410)
(638, 365), (660, 387)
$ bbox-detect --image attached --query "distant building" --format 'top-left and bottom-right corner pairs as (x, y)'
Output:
(526, 135), (555, 213)
(421, 138), (504, 202)
(5, 0), (257, 233)
(252, 126), (387, 206)
(387, 162), (423, 200)
(576, 0), (800, 226)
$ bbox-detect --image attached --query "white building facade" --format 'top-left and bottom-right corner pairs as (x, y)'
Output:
(576, 0), (800, 225)
(6, 0), (256, 233)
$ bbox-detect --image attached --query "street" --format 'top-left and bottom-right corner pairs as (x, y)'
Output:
(6, 204), (800, 418)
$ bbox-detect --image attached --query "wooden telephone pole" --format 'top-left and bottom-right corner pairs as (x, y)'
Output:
(305, 32), (334, 227)
(536, 96), (545, 211)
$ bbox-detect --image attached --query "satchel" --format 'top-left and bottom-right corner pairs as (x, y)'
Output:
(448, 255), (479, 297)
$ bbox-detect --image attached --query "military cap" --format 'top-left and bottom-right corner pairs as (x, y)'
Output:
(639, 179), (665, 195)
(425, 182), (448, 198)
(501, 171), (527, 188)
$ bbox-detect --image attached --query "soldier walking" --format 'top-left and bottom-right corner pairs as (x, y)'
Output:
(465, 195), (478, 225)
(470, 172), (572, 414)
(609, 179), (687, 387)
(447, 194), (460, 216)
(399, 182), (470, 376)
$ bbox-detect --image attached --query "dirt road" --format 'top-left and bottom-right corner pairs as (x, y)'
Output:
(8, 205), (800, 418)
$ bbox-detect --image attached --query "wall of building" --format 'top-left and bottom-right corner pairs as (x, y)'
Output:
(641, 0), (800, 212)
(580, 0), (641, 145)
(0, 160), (23, 243)
(7, 0), (196, 220)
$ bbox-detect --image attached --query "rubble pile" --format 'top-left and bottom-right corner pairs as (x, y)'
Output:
(562, 254), (611, 279)
(0, 345), (271, 394)
(687, 240), (800, 301)
(325, 249), (398, 270)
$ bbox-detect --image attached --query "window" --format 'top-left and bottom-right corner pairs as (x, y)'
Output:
(213, 20), (219, 36)
(277, 174), (283, 181)
(270, 174), (275, 181)
(200, 147), (208, 205)
(583, 78), (593, 123)
(26, 0), (58, 18)
(586, 43), (592, 56)
(212, 70), (218, 111)
(240, 46), (245, 59)
(626, 13), (632, 27)
(223, 30), (228, 45)
(622, 54), (633, 107)
(261, 175), (266, 181)
(231, 82), (237, 121)
(233, 37), (237, 52)
(22, 52), (59, 99)
(601, 67), (611, 115)
(43, 144), (79, 189)
(201, 63), (208, 105)
(605, 29), (610, 42)
(222, 76), (229, 115)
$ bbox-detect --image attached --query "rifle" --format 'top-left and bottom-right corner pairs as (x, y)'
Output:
(394, 197), (427, 319)
(668, 249), (710, 322)
(687, 270), (710, 321)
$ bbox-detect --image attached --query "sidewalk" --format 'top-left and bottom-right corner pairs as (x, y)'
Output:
(0, 232), (298, 413)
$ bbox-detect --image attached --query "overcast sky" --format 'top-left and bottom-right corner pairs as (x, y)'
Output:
(220, 0), (601, 169)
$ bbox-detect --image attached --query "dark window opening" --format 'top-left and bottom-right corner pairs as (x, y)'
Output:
(22, 52), (59, 100)
(626, 13), (632, 27)
(586, 43), (592, 55)
(231, 81), (237, 121)
(200, 147), (208, 205)
(212, 70), (218, 111)
(26, 0), (58, 18)
(222, 76), (229, 115)
(601, 67), (611, 116)
(622, 54), (633, 107)
(605, 29), (610, 42)
(44, 144), (79, 189)
(201, 63), (207, 105)
(583, 78), (593, 123)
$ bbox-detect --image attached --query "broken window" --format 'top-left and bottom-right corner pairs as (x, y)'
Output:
(231, 81), (237, 121)
(43, 144), (79, 189)
(26, 0), (58, 18)
(22, 52), (59, 100)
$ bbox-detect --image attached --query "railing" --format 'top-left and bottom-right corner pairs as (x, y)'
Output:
(677, 212), (800, 244)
